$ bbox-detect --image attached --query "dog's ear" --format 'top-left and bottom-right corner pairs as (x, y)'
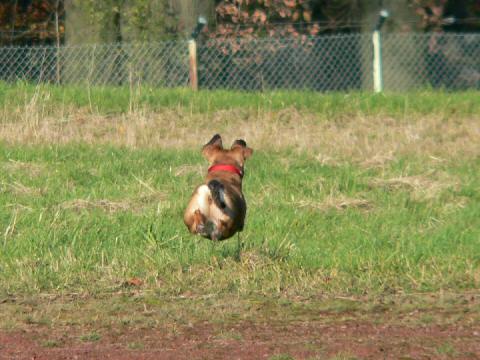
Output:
(202, 134), (223, 161)
(231, 139), (253, 160)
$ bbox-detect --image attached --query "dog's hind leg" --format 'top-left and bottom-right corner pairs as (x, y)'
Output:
(193, 210), (207, 235)
(184, 184), (212, 235)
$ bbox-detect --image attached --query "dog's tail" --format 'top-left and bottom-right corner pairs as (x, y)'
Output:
(208, 180), (227, 209)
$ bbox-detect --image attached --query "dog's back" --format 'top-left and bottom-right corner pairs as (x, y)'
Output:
(183, 134), (252, 241)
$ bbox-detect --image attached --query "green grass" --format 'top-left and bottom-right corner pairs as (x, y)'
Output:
(0, 83), (479, 325)
(80, 331), (101, 342)
(0, 80), (479, 357)
(41, 339), (62, 348)
(127, 342), (145, 350)
(0, 143), (478, 297)
(268, 354), (295, 360)
(1, 81), (480, 117)
(436, 342), (458, 357)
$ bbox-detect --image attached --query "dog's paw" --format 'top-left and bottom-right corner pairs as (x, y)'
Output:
(195, 223), (205, 233)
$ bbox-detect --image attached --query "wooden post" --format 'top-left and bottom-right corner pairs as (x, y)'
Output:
(188, 39), (198, 91)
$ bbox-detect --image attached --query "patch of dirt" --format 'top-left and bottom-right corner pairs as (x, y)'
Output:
(1, 312), (479, 359)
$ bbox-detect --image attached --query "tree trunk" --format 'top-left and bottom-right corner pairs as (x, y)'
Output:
(64, 0), (123, 85)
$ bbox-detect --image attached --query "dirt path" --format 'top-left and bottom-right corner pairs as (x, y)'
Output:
(1, 292), (479, 359)
(1, 318), (480, 359)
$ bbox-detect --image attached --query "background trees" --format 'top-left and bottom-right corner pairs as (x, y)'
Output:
(0, 0), (64, 46)
(0, 0), (478, 46)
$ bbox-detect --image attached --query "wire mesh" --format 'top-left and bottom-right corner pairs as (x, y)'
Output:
(382, 32), (480, 90)
(0, 33), (478, 91)
(198, 34), (372, 91)
(0, 41), (190, 87)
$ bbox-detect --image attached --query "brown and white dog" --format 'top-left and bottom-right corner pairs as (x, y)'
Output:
(183, 134), (253, 241)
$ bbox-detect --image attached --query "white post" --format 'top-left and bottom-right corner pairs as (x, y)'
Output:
(372, 30), (383, 93)
(372, 8), (389, 93)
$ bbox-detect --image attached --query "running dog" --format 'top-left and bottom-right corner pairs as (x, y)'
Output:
(183, 134), (253, 241)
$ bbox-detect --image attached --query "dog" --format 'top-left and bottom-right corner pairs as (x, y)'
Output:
(184, 134), (253, 241)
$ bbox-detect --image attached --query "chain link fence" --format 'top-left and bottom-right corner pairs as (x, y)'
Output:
(0, 32), (478, 91)
(198, 34), (371, 91)
(0, 41), (189, 87)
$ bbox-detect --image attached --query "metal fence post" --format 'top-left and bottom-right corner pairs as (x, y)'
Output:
(372, 10), (389, 93)
(372, 30), (383, 93)
(188, 39), (198, 91)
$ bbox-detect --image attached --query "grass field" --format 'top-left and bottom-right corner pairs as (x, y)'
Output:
(0, 83), (479, 358)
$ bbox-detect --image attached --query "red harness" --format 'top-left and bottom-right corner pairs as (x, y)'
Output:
(208, 164), (243, 178)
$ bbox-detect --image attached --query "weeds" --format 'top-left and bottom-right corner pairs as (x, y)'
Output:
(80, 332), (101, 342)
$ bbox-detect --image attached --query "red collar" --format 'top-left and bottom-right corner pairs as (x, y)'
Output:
(208, 164), (243, 178)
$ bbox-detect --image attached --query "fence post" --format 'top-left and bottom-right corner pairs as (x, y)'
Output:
(372, 10), (389, 93)
(188, 39), (198, 91)
(372, 30), (383, 93)
(188, 16), (207, 91)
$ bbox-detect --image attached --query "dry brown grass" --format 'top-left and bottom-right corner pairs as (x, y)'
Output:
(173, 164), (204, 177)
(1, 181), (45, 196)
(1, 107), (479, 165)
(59, 192), (168, 214)
(360, 151), (395, 169)
(369, 172), (460, 201)
(60, 199), (132, 213)
(295, 194), (372, 212)
(2, 160), (46, 177)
